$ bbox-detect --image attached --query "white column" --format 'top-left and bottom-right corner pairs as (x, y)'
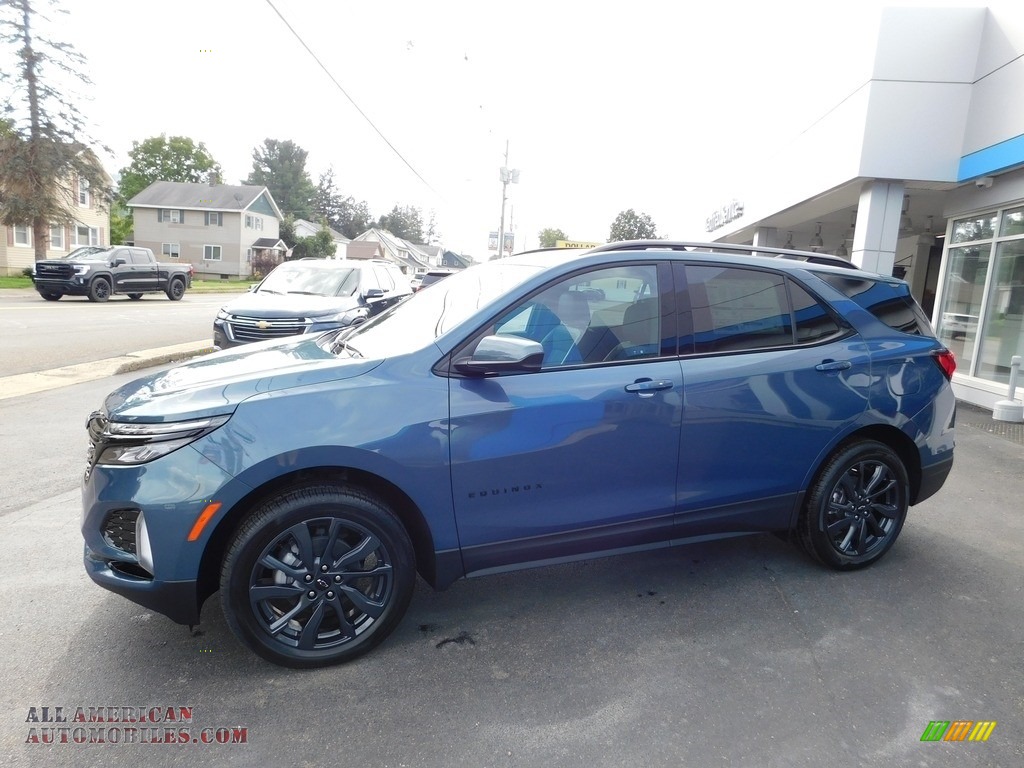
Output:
(852, 181), (904, 275)
(751, 226), (778, 247)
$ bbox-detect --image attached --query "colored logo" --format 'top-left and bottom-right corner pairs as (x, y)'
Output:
(920, 721), (996, 742)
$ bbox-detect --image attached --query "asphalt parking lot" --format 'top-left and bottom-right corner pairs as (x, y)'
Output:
(0, 358), (1021, 768)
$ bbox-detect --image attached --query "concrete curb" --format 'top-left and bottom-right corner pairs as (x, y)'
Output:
(0, 340), (214, 401)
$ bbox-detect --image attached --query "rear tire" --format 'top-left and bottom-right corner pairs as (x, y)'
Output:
(220, 484), (415, 668)
(798, 440), (909, 570)
(166, 278), (185, 301)
(127, 293), (143, 300)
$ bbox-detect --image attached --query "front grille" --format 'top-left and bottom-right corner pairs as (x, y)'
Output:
(227, 315), (311, 343)
(102, 509), (140, 555)
(35, 262), (74, 279)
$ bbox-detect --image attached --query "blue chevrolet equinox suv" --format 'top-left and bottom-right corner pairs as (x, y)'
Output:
(82, 241), (956, 667)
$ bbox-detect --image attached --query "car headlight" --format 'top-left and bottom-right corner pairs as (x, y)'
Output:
(89, 414), (231, 466)
(216, 309), (230, 321)
(72, 264), (90, 276)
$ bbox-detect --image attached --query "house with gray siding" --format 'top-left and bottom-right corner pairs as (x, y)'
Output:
(127, 181), (285, 279)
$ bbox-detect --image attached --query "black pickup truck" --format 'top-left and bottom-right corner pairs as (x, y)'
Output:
(32, 246), (193, 302)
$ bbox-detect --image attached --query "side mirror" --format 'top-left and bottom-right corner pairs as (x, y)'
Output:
(112, 258), (126, 267)
(363, 288), (385, 300)
(454, 335), (544, 375)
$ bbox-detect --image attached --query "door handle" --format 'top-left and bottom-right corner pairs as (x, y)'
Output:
(625, 379), (674, 393)
(815, 360), (852, 372)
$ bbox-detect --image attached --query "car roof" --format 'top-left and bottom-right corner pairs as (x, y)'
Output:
(500, 240), (877, 279)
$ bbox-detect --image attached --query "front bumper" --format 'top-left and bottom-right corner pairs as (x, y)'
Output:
(84, 546), (201, 625)
(34, 278), (89, 296)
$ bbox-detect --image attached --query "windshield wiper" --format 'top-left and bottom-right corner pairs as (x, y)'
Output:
(328, 328), (362, 357)
(286, 291), (324, 295)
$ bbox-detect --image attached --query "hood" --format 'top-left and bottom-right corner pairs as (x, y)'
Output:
(222, 291), (361, 318)
(103, 335), (382, 422)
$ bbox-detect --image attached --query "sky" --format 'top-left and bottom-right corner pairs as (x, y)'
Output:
(5, 0), (1005, 256)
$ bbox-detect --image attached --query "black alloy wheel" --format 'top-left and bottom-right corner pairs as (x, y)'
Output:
(799, 440), (909, 569)
(88, 278), (111, 302)
(166, 279), (185, 301)
(221, 485), (415, 668)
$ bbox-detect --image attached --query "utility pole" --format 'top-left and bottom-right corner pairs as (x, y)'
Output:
(496, 140), (519, 258)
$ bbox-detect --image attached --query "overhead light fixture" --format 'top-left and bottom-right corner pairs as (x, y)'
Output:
(783, 231), (794, 250)
(809, 223), (823, 251)
(836, 241), (849, 258)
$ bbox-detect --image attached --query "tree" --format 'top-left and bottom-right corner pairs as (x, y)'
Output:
(0, 0), (112, 261)
(608, 209), (658, 242)
(378, 204), (424, 242)
(245, 138), (315, 220)
(312, 166), (373, 238)
(538, 227), (567, 248)
(117, 134), (221, 204)
(290, 228), (336, 260)
(425, 210), (441, 245)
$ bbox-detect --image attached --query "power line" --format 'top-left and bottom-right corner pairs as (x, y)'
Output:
(262, 0), (441, 199)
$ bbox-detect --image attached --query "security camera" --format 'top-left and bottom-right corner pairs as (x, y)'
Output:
(975, 176), (994, 189)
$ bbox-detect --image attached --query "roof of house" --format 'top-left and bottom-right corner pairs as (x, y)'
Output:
(127, 181), (284, 219)
(293, 218), (350, 243)
(354, 228), (432, 271)
(347, 241), (386, 260)
(252, 237), (287, 249)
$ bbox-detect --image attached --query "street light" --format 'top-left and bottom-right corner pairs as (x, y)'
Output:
(497, 140), (519, 257)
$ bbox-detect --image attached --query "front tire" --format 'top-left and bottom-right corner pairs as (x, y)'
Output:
(87, 278), (111, 302)
(798, 440), (909, 570)
(40, 291), (62, 301)
(127, 293), (143, 300)
(166, 278), (185, 301)
(220, 485), (415, 668)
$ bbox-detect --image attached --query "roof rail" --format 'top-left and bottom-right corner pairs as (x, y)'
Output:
(586, 240), (860, 269)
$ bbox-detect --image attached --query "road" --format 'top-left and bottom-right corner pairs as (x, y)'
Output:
(0, 290), (236, 376)
(0, 333), (1021, 767)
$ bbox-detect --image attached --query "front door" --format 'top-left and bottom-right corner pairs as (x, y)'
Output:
(448, 262), (683, 574)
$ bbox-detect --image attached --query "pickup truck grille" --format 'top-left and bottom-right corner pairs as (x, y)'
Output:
(227, 315), (311, 343)
(35, 262), (74, 279)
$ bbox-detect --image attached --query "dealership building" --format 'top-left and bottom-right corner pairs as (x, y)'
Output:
(706, 5), (1024, 411)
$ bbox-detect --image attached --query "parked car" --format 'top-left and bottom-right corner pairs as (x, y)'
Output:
(212, 258), (412, 349)
(82, 240), (956, 668)
(414, 268), (457, 292)
(32, 245), (192, 302)
(940, 312), (979, 340)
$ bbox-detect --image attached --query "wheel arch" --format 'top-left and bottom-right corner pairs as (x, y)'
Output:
(804, 424), (923, 509)
(195, 465), (445, 613)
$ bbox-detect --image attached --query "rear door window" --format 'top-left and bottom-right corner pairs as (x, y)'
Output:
(685, 266), (792, 353)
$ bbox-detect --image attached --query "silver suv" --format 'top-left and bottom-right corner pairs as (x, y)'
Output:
(213, 258), (412, 348)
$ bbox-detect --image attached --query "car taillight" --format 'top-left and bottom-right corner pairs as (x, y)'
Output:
(933, 349), (956, 380)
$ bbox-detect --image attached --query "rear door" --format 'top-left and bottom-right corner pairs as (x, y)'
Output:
(673, 263), (872, 536)
(448, 261), (683, 573)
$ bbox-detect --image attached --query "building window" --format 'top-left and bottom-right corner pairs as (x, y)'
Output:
(245, 214), (263, 230)
(206, 212), (222, 226)
(159, 209), (182, 223)
(203, 245), (222, 261)
(49, 225), (64, 249)
(74, 225), (100, 246)
(13, 226), (31, 246)
(162, 243), (180, 258)
(78, 178), (90, 207)
(937, 206), (1024, 385)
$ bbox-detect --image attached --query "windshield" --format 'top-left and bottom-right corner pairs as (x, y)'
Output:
(257, 263), (358, 296)
(334, 261), (543, 357)
(64, 247), (109, 260)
